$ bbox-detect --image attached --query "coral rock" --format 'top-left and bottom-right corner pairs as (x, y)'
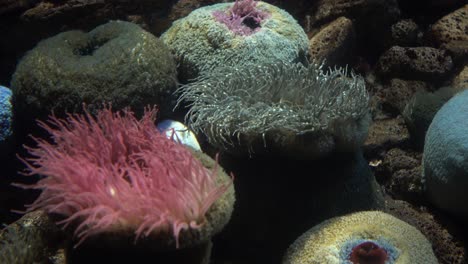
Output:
(430, 5), (468, 61)
(376, 46), (453, 82)
(308, 16), (356, 67)
(283, 211), (437, 264)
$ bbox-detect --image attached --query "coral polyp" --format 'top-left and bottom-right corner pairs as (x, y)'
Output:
(17, 106), (233, 248)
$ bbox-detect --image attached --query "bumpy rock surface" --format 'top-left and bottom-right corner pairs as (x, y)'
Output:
(388, 19), (421, 47)
(376, 46), (453, 82)
(378, 79), (432, 115)
(430, 5), (468, 61)
(308, 16), (356, 66)
(364, 116), (410, 156)
(374, 148), (424, 203)
(0, 210), (63, 264)
(452, 65), (468, 90)
(385, 199), (467, 264)
(403, 86), (458, 148)
(305, 0), (400, 26)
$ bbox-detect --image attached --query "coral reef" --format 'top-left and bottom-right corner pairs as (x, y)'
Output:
(17, 106), (234, 249)
(178, 62), (370, 158)
(0, 0), (466, 263)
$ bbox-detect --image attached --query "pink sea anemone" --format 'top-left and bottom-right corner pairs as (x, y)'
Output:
(18, 105), (232, 248)
(213, 0), (270, 36)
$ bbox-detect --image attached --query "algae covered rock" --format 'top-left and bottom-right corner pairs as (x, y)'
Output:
(161, 0), (309, 82)
(11, 20), (177, 127)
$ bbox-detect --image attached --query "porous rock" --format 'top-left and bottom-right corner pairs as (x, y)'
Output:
(452, 65), (468, 91)
(388, 19), (421, 47)
(379, 79), (432, 115)
(430, 5), (468, 61)
(376, 46), (453, 82)
(308, 16), (356, 67)
(385, 199), (467, 264)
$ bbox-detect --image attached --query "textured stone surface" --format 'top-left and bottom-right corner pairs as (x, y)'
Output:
(376, 46), (453, 82)
(0, 210), (63, 264)
(379, 79), (432, 115)
(402, 86), (458, 148)
(364, 116), (410, 156)
(305, 0), (400, 27)
(374, 148), (424, 203)
(308, 16), (356, 66)
(452, 65), (468, 90)
(388, 19), (422, 47)
(430, 5), (468, 61)
(385, 199), (467, 264)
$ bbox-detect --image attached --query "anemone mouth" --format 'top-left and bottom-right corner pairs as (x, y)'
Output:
(212, 0), (271, 36)
(242, 16), (262, 31)
(349, 241), (389, 264)
(74, 38), (109, 56)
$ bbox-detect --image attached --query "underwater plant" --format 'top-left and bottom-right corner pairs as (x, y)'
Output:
(17, 105), (234, 248)
(283, 211), (437, 264)
(178, 62), (370, 158)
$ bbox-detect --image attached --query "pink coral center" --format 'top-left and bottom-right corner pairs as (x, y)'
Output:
(212, 0), (270, 36)
(349, 241), (388, 264)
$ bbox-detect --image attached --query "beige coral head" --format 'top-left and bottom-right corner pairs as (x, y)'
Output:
(283, 211), (437, 264)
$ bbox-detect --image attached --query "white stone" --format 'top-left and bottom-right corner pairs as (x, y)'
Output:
(157, 119), (201, 151)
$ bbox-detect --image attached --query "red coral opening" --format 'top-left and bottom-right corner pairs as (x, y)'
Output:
(349, 241), (388, 264)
